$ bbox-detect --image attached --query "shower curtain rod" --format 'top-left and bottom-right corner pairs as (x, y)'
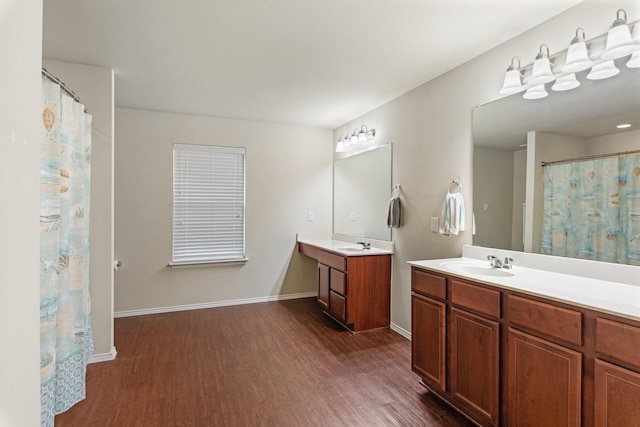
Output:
(541, 149), (640, 167)
(41, 67), (88, 113)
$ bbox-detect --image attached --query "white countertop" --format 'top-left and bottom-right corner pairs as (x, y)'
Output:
(408, 257), (640, 322)
(297, 234), (394, 257)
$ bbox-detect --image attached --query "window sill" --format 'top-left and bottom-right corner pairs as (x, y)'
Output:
(169, 258), (248, 269)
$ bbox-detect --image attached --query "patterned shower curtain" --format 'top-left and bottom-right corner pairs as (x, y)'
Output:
(40, 77), (94, 426)
(541, 153), (640, 265)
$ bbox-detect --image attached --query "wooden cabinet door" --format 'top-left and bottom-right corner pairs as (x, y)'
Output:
(329, 290), (346, 323)
(508, 328), (581, 427)
(317, 263), (329, 310)
(411, 293), (446, 392)
(450, 308), (499, 426)
(594, 359), (640, 427)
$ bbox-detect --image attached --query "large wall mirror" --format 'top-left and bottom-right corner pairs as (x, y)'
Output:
(334, 144), (392, 241)
(472, 62), (640, 263)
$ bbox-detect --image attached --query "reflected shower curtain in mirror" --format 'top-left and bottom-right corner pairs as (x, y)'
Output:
(40, 77), (93, 426)
(541, 153), (640, 266)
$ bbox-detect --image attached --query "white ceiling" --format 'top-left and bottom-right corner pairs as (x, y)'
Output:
(42, 0), (582, 129)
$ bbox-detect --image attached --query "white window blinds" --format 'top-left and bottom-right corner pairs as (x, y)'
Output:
(172, 144), (246, 264)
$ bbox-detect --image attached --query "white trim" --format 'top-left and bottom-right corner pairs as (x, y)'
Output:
(88, 346), (117, 364)
(390, 322), (411, 340)
(169, 258), (248, 268)
(114, 292), (317, 318)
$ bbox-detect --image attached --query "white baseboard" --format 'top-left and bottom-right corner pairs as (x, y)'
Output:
(390, 322), (411, 340)
(88, 346), (117, 364)
(114, 292), (317, 318)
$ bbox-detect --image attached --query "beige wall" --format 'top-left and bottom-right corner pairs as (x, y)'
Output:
(114, 108), (332, 313)
(587, 128), (640, 154)
(334, 0), (640, 333)
(42, 59), (115, 360)
(0, 1), (42, 425)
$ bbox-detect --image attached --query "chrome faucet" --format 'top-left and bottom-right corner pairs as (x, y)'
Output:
(357, 241), (372, 250)
(487, 255), (513, 269)
(487, 255), (503, 268)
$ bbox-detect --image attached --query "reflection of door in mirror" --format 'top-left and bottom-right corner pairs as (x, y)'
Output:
(334, 144), (392, 241)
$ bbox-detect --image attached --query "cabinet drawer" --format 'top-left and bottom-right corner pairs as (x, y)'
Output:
(451, 279), (500, 319)
(412, 268), (446, 300)
(508, 295), (582, 346)
(318, 250), (346, 272)
(329, 290), (346, 323)
(330, 268), (346, 295)
(596, 318), (640, 369)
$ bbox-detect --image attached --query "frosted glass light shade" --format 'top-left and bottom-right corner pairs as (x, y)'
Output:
(562, 42), (593, 73)
(500, 69), (524, 94)
(627, 50), (640, 68)
(587, 60), (620, 80)
(335, 139), (346, 153)
(602, 23), (635, 60)
(528, 56), (555, 86)
(552, 74), (580, 91)
(523, 84), (548, 100)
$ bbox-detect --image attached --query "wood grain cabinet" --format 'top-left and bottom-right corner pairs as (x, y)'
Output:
(299, 243), (391, 332)
(594, 318), (640, 427)
(410, 265), (640, 427)
(507, 328), (581, 427)
(411, 293), (446, 391)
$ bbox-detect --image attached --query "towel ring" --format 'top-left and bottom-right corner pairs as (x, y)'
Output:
(448, 178), (462, 194)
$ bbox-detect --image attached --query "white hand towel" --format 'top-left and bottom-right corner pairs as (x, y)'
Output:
(439, 192), (465, 236)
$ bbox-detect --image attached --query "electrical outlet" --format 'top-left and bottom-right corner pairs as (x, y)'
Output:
(350, 211), (357, 221)
(307, 211), (314, 221)
(431, 217), (439, 232)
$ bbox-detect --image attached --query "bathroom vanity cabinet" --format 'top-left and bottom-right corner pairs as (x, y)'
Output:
(299, 242), (391, 332)
(411, 265), (640, 427)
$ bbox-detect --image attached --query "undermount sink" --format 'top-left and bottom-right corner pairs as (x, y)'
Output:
(337, 247), (367, 253)
(441, 261), (515, 277)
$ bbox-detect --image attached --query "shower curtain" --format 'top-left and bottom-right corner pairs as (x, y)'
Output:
(40, 77), (94, 426)
(541, 153), (640, 265)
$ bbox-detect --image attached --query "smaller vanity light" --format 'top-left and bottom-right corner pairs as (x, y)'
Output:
(350, 129), (359, 145)
(551, 73), (580, 91)
(523, 84), (548, 100)
(499, 57), (524, 95)
(616, 123), (632, 129)
(357, 125), (368, 144)
(602, 9), (636, 60)
(528, 44), (556, 86)
(586, 60), (620, 80)
(562, 28), (593, 73)
(627, 50), (640, 68)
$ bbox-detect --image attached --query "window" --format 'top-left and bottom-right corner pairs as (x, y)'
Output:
(172, 144), (246, 266)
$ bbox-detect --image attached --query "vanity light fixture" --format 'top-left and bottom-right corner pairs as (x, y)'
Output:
(562, 28), (593, 73)
(522, 84), (548, 100)
(335, 125), (376, 153)
(499, 10), (638, 101)
(616, 123), (632, 129)
(627, 49), (640, 68)
(602, 9), (636, 60)
(499, 57), (524, 95)
(586, 60), (620, 80)
(528, 44), (556, 86)
(551, 73), (580, 91)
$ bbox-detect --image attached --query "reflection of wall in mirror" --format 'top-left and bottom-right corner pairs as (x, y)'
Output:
(333, 145), (392, 241)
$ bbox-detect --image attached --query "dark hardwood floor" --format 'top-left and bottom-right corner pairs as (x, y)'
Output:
(56, 298), (473, 427)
